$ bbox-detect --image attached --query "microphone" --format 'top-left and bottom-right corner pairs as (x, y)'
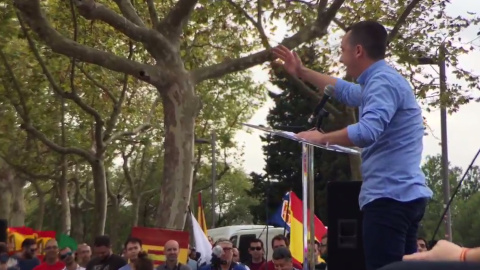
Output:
(308, 85), (335, 124)
(212, 245), (224, 257)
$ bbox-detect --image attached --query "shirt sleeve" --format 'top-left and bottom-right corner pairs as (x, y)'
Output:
(346, 75), (401, 148)
(334, 78), (362, 107)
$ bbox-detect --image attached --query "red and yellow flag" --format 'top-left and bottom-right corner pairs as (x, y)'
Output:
(36, 230), (56, 255)
(131, 227), (189, 266)
(289, 192), (327, 265)
(7, 227), (37, 253)
(197, 192), (208, 236)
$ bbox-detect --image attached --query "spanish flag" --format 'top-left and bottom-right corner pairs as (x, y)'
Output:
(7, 227), (37, 253)
(36, 230), (56, 256)
(197, 192), (208, 235)
(131, 227), (189, 266)
(289, 192), (327, 265)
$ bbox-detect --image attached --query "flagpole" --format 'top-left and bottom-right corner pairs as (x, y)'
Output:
(301, 143), (309, 270)
(308, 144), (315, 270)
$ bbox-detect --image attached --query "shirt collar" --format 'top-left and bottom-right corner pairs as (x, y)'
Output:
(356, 59), (387, 85)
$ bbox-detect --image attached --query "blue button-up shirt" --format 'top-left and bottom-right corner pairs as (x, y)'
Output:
(334, 60), (433, 209)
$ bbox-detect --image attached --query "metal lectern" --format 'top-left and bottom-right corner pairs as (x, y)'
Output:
(242, 123), (360, 270)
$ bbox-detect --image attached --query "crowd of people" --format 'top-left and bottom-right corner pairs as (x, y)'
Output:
(0, 231), (479, 270)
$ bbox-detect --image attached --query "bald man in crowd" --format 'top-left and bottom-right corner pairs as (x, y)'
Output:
(76, 244), (91, 268)
(156, 240), (191, 270)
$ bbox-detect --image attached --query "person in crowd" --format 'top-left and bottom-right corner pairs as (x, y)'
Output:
(13, 239), (40, 270)
(416, 238), (428, 253)
(403, 240), (480, 262)
(0, 242), (18, 270)
(32, 239), (64, 270)
(318, 235), (327, 262)
(86, 236), (126, 270)
(271, 248), (300, 270)
(231, 248), (248, 270)
(59, 247), (84, 270)
(245, 239), (265, 270)
(156, 240), (190, 270)
(266, 235), (301, 270)
(75, 245), (91, 269)
(198, 239), (246, 270)
(119, 238), (142, 270)
(273, 20), (432, 270)
(314, 241), (326, 270)
(207, 238), (214, 247)
(187, 246), (197, 270)
(133, 252), (153, 270)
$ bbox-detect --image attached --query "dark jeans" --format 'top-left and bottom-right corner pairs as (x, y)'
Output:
(362, 197), (428, 270)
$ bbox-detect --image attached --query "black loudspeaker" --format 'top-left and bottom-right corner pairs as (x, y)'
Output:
(327, 181), (365, 270)
(380, 261), (480, 270)
(0, 219), (7, 242)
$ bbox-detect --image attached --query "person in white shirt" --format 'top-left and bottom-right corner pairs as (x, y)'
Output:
(60, 248), (84, 270)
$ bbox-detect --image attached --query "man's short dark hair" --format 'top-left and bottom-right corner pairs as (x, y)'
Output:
(271, 234), (289, 248)
(346, 21), (388, 60)
(272, 247), (292, 261)
(124, 237), (142, 248)
(249, 238), (264, 249)
(21, 238), (36, 248)
(94, 235), (111, 247)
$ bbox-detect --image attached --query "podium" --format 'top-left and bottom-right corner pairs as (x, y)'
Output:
(242, 123), (360, 270)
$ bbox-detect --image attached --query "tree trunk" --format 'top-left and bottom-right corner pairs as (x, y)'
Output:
(156, 74), (198, 230)
(59, 160), (71, 234)
(91, 161), (108, 235)
(70, 205), (85, 242)
(132, 195), (140, 227)
(9, 177), (25, 226)
(0, 161), (13, 222)
(31, 181), (45, 230)
(107, 191), (119, 247)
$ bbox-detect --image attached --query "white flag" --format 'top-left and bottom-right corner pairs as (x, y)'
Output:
(191, 212), (212, 266)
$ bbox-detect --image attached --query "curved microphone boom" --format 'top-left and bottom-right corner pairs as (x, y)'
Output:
(308, 85), (335, 124)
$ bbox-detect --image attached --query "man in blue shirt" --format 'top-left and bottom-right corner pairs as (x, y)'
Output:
(272, 21), (433, 270)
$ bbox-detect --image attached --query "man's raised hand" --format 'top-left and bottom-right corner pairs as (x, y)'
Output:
(271, 45), (304, 77)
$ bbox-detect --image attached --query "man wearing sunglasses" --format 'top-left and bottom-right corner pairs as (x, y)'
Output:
(32, 240), (64, 270)
(245, 239), (265, 270)
(59, 248), (84, 270)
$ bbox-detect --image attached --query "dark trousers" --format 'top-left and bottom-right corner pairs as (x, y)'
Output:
(362, 197), (428, 270)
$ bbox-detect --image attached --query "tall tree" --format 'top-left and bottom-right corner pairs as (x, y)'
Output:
(12, 0), (479, 230)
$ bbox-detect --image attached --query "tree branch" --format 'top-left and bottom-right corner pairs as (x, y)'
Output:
(112, 0), (145, 27)
(103, 40), (134, 140)
(21, 123), (95, 162)
(103, 95), (160, 146)
(0, 48), (29, 121)
(226, 0), (270, 48)
(72, 177), (95, 206)
(14, 0), (166, 86)
(387, 0), (422, 45)
(71, 0), (166, 46)
(122, 150), (137, 196)
(140, 188), (156, 197)
(76, 64), (118, 104)
(145, 0), (159, 29)
(191, 0), (345, 83)
(0, 155), (53, 180)
(158, 0), (198, 41)
(333, 18), (347, 31)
